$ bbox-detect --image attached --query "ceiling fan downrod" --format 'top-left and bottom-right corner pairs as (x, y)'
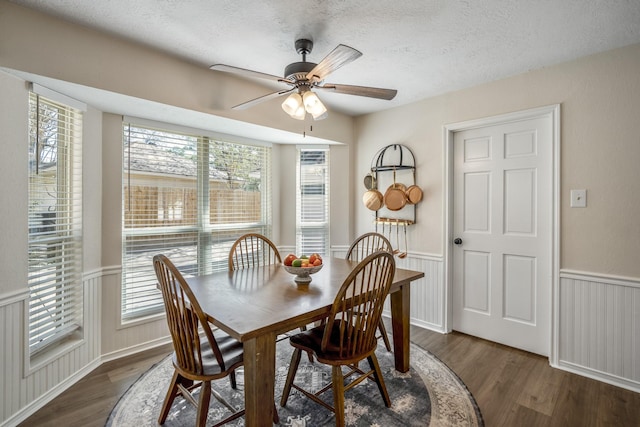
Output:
(284, 40), (318, 82)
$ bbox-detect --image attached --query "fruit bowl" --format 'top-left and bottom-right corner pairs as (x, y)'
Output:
(283, 264), (323, 284)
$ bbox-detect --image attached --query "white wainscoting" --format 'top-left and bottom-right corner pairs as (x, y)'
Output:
(5, 261), (637, 425)
(1, 272), (102, 427)
(331, 246), (446, 333)
(558, 270), (640, 393)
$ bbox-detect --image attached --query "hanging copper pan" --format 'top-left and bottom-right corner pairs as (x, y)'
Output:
(363, 170), (383, 210)
(383, 168), (407, 211)
(363, 189), (384, 210)
(405, 170), (423, 204)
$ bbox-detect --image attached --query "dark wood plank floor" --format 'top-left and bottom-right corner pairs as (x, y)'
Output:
(19, 325), (640, 426)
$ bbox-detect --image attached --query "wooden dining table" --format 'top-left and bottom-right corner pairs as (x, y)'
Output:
(184, 256), (424, 426)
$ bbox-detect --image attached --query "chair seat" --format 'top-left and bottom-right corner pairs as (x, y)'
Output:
(290, 320), (378, 365)
(172, 329), (243, 379)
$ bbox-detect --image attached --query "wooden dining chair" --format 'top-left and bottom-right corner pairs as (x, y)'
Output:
(227, 232), (311, 347)
(280, 251), (396, 427)
(228, 233), (282, 271)
(154, 254), (278, 427)
(345, 232), (394, 351)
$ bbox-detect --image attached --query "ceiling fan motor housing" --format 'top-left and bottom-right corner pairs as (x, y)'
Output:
(284, 61), (316, 82)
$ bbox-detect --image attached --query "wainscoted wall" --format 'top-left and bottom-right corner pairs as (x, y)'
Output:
(558, 270), (640, 392)
(3, 259), (639, 425)
(99, 267), (169, 361)
(1, 272), (102, 427)
(329, 246), (446, 333)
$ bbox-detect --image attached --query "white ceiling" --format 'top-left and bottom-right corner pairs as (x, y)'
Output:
(8, 0), (640, 123)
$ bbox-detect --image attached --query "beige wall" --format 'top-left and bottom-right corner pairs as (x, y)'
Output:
(355, 43), (640, 278)
(0, 71), (29, 294)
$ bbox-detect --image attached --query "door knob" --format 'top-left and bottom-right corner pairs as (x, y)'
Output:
(454, 238), (462, 245)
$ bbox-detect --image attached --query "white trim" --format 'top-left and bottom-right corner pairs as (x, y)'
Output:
(560, 269), (640, 289)
(123, 115), (273, 148)
(0, 288), (29, 308)
(4, 358), (102, 427)
(117, 311), (166, 330)
(100, 335), (172, 364)
(101, 265), (123, 276)
(296, 144), (330, 150)
(82, 267), (106, 282)
(557, 361), (640, 394)
(443, 104), (561, 361)
(30, 82), (87, 111)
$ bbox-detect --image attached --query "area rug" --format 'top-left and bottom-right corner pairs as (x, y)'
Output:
(106, 339), (483, 426)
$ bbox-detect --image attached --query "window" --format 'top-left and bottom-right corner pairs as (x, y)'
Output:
(122, 123), (272, 320)
(27, 90), (83, 356)
(296, 147), (330, 256)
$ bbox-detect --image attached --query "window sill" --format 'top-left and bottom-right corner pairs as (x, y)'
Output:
(117, 311), (165, 330)
(26, 333), (85, 377)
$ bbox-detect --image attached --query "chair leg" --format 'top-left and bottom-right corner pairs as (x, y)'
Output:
(196, 380), (212, 427)
(378, 319), (392, 352)
(158, 370), (180, 424)
(229, 370), (237, 389)
(367, 354), (391, 407)
(331, 366), (346, 427)
(280, 348), (302, 407)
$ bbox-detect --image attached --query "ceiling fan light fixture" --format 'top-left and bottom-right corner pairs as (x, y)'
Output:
(302, 90), (327, 119)
(291, 104), (306, 120)
(282, 92), (303, 116)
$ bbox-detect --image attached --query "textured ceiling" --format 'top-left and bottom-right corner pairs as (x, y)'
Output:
(8, 0), (640, 116)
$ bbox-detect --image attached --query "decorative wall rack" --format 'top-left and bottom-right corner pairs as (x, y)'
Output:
(365, 143), (421, 225)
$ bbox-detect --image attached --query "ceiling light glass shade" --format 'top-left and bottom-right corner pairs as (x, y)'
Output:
(303, 91), (327, 120)
(291, 104), (306, 120)
(282, 92), (303, 116)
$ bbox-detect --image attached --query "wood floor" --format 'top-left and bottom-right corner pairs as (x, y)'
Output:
(19, 325), (640, 427)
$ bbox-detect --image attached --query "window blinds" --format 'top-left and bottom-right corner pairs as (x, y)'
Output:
(122, 123), (272, 320)
(27, 92), (83, 355)
(296, 148), (330, 256)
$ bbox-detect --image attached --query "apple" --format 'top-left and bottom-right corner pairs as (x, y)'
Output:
(284, 253), (297, 266)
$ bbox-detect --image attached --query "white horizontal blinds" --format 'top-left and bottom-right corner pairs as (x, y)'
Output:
(296, 148), (330, 256)
(122, 124), (199, 319)
(122, 123), (272, 319)
(200, 140), (272, 273)
(27, 92), (83, 355)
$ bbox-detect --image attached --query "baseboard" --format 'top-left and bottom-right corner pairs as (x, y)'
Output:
(2, 357), (102, 427)
(555, 360), (640, 394)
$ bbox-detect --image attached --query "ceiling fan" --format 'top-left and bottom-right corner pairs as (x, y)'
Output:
(210, 39), (397, 120)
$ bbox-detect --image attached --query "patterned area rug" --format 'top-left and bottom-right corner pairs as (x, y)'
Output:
(106, 339), (483, 426)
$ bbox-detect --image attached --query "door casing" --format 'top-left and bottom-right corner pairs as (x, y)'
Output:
(443, 104), (561, 364)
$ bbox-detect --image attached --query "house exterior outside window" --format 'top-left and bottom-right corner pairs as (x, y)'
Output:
(121, 123), (272, 320)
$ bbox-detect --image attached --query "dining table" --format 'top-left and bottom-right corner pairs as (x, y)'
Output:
(184, 256), (425, 426)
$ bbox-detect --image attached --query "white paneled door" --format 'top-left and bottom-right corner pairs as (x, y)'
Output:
(452, 115), (553, 356)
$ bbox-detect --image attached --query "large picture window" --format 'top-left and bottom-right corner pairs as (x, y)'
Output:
(122, 123), (272, 320)
(296, 147), (330, 256)
(27, 91), (83, 356)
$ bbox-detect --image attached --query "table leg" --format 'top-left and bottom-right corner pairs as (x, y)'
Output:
(390, 283), (410, 372)
(243, 332), (276, 426)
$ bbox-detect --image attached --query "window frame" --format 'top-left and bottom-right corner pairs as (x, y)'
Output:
(27, 88), (85, 359)
(296, 146), (330, 256)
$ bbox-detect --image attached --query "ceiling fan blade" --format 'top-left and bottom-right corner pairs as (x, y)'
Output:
(306, 44), (362, 83)
(316, 83), (397, 100)
(232, 87), (295, 110)
(210, 64), (291, 84)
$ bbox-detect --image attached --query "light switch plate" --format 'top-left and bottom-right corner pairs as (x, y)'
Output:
(570, 189), (587, 208)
